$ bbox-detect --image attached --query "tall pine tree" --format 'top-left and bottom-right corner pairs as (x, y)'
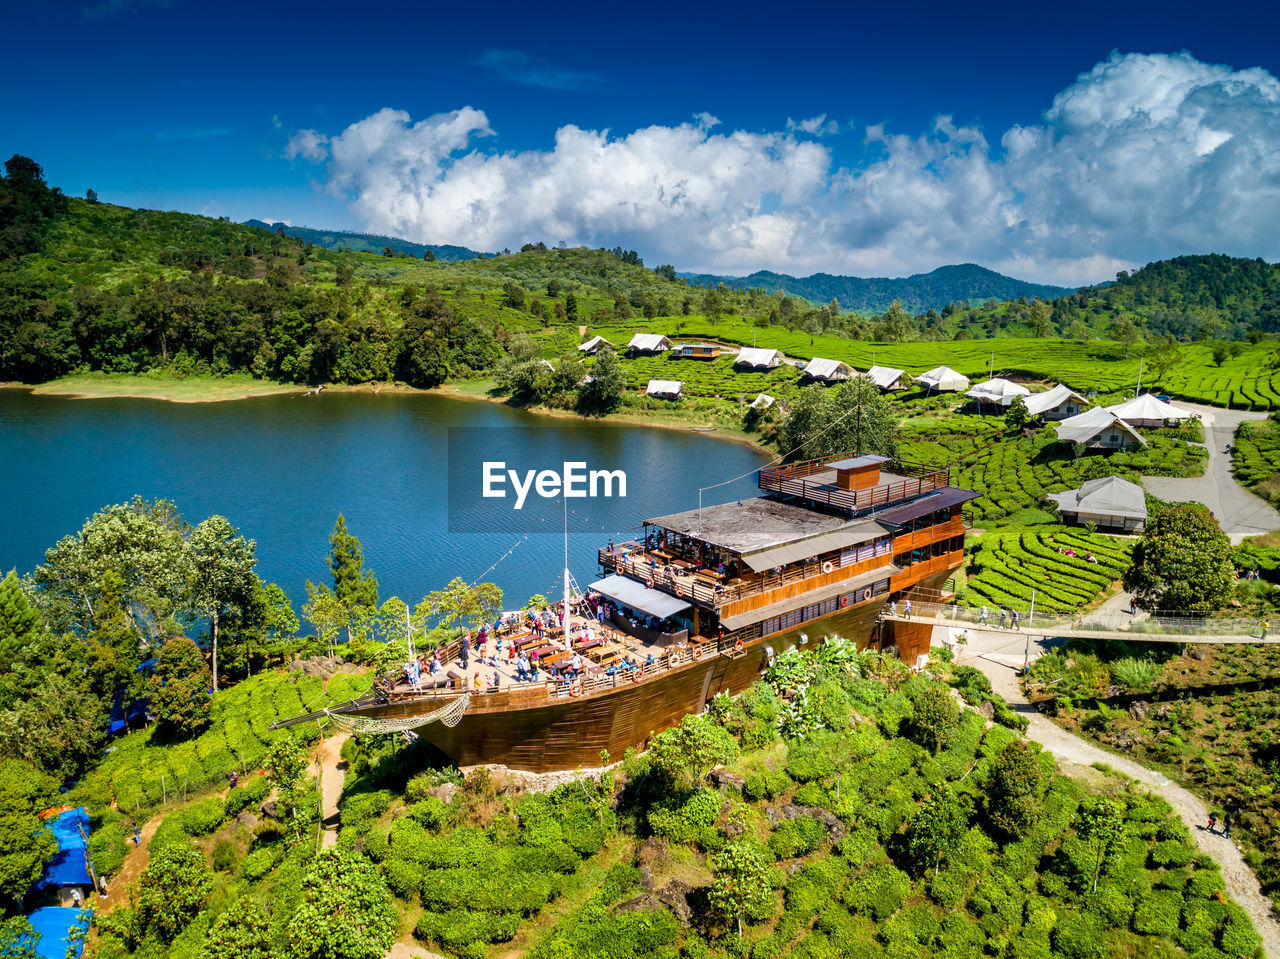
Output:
(326, 516), (378, 642)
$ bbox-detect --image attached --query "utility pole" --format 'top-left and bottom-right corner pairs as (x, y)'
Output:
(1135, 357), (1143, 396)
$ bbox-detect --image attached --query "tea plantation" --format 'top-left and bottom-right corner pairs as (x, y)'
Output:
(957, 526), (1134, 613)
(1232, 414), (1280, 505)
(86, 645), (1261, 959)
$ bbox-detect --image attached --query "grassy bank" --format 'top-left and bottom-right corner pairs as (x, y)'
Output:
(8, 372), (303, 403)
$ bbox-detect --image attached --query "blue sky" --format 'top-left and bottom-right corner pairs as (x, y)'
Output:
(6, 0), (1280, 284)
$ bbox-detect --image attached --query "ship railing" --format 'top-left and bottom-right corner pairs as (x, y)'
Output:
(758, 465), (950, 514)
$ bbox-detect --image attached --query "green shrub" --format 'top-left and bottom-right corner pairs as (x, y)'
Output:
(239, 845), (281, 882)
(648, 789), (721, 844)
(382, 858), (422, 899)
(1110, 657), (1160, 691)
(769, 816), (827, 859)
(211, 839), (237, 872)
(149, 815), (190, 853)
(180, 797), (225, 836)
(1051, 911), (1106, 959)
(843, 862), (909, 921)
(224, 776), (269, 817)
(338, 790), (392, 835)
(1218, 905), (1260, 956)
(1133, 889), (1181, 937)
(408, 797), (448, 832)
(363, 827), (389, 862)
(744, 769), (791, 802)
(415, 908), (520, 948)
(89, 820), (129, 877)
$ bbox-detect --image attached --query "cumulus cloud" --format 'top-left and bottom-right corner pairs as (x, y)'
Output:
(787, 114), (840, 136)
(284, 52), (1280, 284)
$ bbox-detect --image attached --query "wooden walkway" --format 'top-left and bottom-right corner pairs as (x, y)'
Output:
(881, 601), (1279, 645)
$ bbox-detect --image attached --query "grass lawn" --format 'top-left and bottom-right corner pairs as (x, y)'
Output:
(17, 372), (302, 403)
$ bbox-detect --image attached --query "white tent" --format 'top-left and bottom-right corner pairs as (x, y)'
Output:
(1023, 383), (1088, 419)
(735, 347), (784, 369)
(627, 333), (672, 353)
(749, 393), (775, 409)
(1104, 393), (1193, 427)
(645, 380), (683, 399)
(801, 358), (853, 382)
(918, 366), (970, 392)
(1047, 476), (1148, 531)
(577, 335), (614, 353)
(1054, 407), (1147, 448)
(966, 377), (1031, 406)
(862, 365), (906, 391)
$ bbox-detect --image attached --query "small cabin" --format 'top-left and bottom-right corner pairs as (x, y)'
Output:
(1054, 408), (1147, 451)
(626, 334), (672, 355)
(645, 379), (683, 400)
(801, 358), (853, 382)
(671, 343), (721, 360)
(826, 454), (891, 491)
(736, 347), (784, 370)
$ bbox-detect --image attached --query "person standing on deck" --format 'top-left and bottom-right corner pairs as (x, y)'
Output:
(904, 598), (913, 618)
(461, 635), (471, 671)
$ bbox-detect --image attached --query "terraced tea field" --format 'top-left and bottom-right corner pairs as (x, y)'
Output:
(899, 418), (1206, 522)
(957, 525), (1133, 612)
(1233, 415), (1280, 506)
(71, 670), (370, 811)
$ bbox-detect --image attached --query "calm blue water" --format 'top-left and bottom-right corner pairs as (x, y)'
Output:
(0, 390), (768, 611)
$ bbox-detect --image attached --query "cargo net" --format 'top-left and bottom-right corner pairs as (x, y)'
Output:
(321, 694), (470, 736)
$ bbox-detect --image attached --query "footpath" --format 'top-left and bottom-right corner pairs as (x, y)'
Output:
(950, 626), (1280, 958)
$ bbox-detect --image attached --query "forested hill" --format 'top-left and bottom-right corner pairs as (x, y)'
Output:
(1080, 254), (1280, 335)
(243, 220), (487, 262)
(679, 263), (1075, 313)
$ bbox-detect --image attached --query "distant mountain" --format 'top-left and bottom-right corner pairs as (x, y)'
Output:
(243, 220), (488, 262)
(1082, 254), (1280, 328)
(678, 263), (1075, 314)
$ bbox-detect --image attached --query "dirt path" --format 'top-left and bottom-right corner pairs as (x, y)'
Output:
(316, 732), (350, 848)
(950, 626), (1280, 957)
(96, 816), (161, 914)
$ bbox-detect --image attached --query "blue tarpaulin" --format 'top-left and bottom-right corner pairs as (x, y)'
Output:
(25, 907), (89, 959)
(39, 808), (91, 888)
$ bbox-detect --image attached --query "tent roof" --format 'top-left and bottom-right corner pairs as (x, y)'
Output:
(1104, 393), (1193, 422)
(1047, 476), (1147, 520)
(863, 365), (905, 389)
(803, 357), (852, 380)
(1053, 407), (1148, 446)
(966, 378), (1031, 404)
(588, 574), (691, 620)
(25, 908), (90, 959)
(736, 347), (783, 367)
(645, 380), (682, 395)
(918, 366), (970, 391)
(627, 333), (670, 351)
(749, 393), (774, 409)
(37, 808), (90, 889)
(577, 335), (613, 352)
(1024, 383), (1088, 416)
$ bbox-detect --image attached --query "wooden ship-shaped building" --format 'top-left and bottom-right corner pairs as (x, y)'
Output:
(273, 453), (977, 771)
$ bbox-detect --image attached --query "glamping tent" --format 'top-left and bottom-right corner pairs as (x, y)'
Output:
(1104, 393), (1194, 428)
(1023, 383), (1089, 421)
(966, 377), (1031, 408)
(1047, 476), (1148, 532)
(862, 365), (906, 391)
(749, 393), (775, 409)
(645, 380), (683, 399)
(918, 366), (970, 392)
(577, 335), (614, 354)
(801, 358), (853, 382)
(1053, 407), (1147, 450)
(626, 334), (672, 354)
(735, 347), (784, 370)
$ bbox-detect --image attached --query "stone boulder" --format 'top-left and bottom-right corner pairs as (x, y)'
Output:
(236, 812), (258, 829)
(656, 879), (693, 925)
(708, 766), (746, 793)
(1130, 701), (1150, 721)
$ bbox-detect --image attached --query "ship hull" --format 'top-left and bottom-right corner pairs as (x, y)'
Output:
(364, 600), (886, 771)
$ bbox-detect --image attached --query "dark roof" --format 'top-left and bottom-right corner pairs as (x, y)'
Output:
(825, 454), (891, 471)
(645, 497), (879, 555)
(719, 565), (897, 630)
(872, 487), (980, 526)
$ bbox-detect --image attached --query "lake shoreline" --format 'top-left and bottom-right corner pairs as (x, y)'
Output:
(1, 375), (775, 454)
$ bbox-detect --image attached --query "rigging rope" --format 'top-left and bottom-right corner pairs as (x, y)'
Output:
(321, 694), (470, 736)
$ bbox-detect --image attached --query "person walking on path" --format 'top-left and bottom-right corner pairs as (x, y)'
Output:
(980, 606), (988, 626)
(904, 598), (913, 618)
(1012, 609), (1020, 630)
(133, 822), (141, 846)
(1224, 812), (1232, 839)
(1263, 620), (1270, 640)
(1208, 813), (1217, 833)
(999, 608), (1007, 629)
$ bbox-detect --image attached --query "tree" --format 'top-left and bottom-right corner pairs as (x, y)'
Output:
(85, 188), (99, 203)
(907, 787), (967, 875)
(880, 299), (912, 342)
(0, 761), (56, 908)
(1123, 504), (1235, 612)
(204, 896), (273, 959)
(984, 739), (1046, 840)
(910, 685), (960, 754)
(782, 377), (898, 461)
(564, 293), (578, 322)
(416, 578), (503, 646)
(287, 848), (396, 959)
(646, 714), (738, 788)
(148, 636), (211, 736)
(577, 348), (625, 414)
(136, 842), (212, 940)
(1028, 300), (1054, 338)
(327, 515), (379, 642)
(263, 736), (312, 843)
(1110, 313), (1142, 358)
(1211, 341), (1230, 367)
(0, 674), (105, 780)
(0, 571), (42, 669)
(0, 916), (39, 959)
(303, 582), (346, 657)
(1076, 796), (1126, 892)
(708, 841), (774, 936)
(1147, 334), (1181, 382)
(186, 516), (260, 693)
(1004, 395), (1033, 432)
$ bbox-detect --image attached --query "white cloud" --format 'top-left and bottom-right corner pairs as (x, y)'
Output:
(285, 52), (1280, 284)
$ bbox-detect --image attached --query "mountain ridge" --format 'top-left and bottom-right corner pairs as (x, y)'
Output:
(679, 263), (1076, 313)
(242, 219), (488, 262)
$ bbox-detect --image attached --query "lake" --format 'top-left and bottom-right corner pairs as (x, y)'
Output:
(0, 389), (769, 612)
